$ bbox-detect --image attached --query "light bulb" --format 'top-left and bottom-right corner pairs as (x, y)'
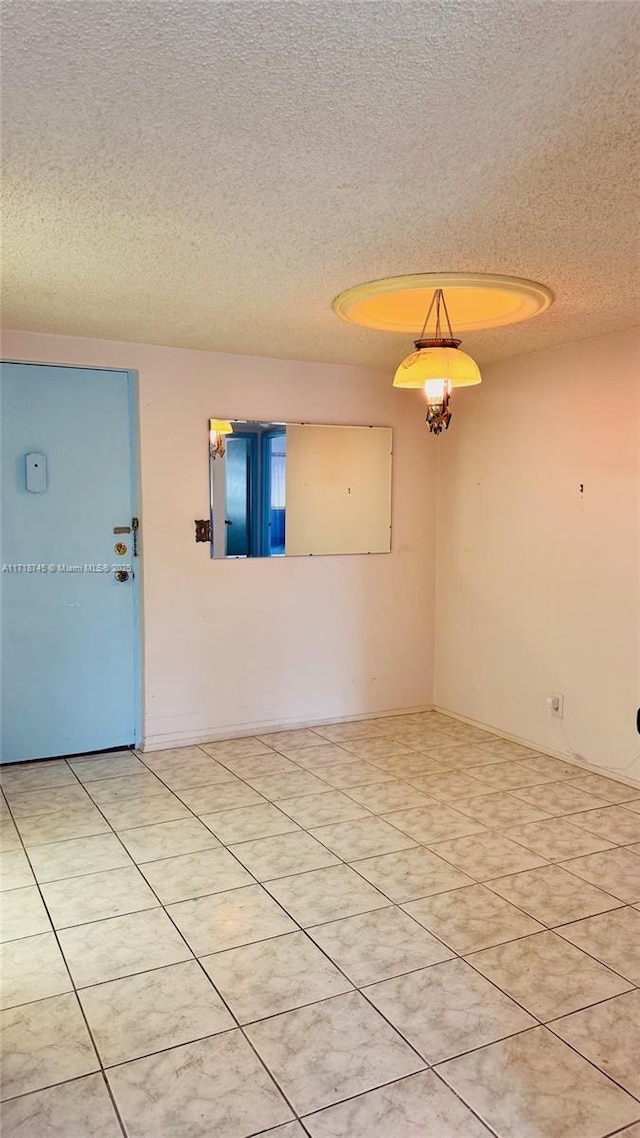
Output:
(424, 378), (451, 405)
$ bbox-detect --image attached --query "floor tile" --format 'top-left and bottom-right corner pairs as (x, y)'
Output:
(313, 759), (394, 789)
(568, 805), (640, 845)
(141, 756), (237, 790)
(140, 846), (253, 902)
(80, 959), (233, 1065)
(353, 846), (474, 902)
(141, 746), (211, 770)
(408, 771), (489, 802)
(201, 802), (299, 842)
(344, 780), (436, 814)
(277, 790), (370, 827)
(392, 730), (454, 752)
(255, 1126), (306, 1138)
(116, 817), (219, 862)
(42, 865), (159, 928)
(521, 755), (582, 780)
(107, 1029), (293, 1138)
(201, 929), (352, 1022)
(308, 906), (453, 986)
(99, 792), (192, 829)
(0, 1072), (123, 1137)
(0, 848), (34, 891)
(201, 736), (276, 762)
(0, 885), (51, 942)
(58, 907), (192, 987)
(404, 883), (544, 953)
(313, 721), (385, 743)
(438, 1025), (640, 1138)
(567, 774), (640, 804)
(556, 906), (640, 983)
(140, 746), (208, 764)
(368, 753), (449, 778)
(246, 990), (423, 1115)
(624, 800), (640, 816)
(0, 932), (72, 1010)
(423, 742), (504, 767)
(311, 816), (416, 861)
(560, 847), (640, 902)
(549, 989), (640, 1097)
(304, 1068), (492, 1137)
(0, 821), (21, 852)
(280, 743), (353, 767)
(0, 992), (98, 1101)
(453, 791), (553, 828)
(258, 728), (327, 750)
(339, 738), (412, 761)
(418, 741), (488, 763)
(207, 752), (299, 778)
(248, 770), (330, 800)
(70, 752), (146, 781)
(0, 762), (76, 794)
(4, 784), (92, 818)
(488, 862), (623, 925)
(265, 864), (391, 926)
(28, 832), (133, 882)
(168, 883), (296, 954)
(429, 832), (548, 880)
(468, 930), (632, 1019)
(432, 723), (495, 745)
(512, 781), (611, 815)
(382, 803), (486, 844)
(501, 817), (615, 859)
(365, 957), (535, 1062)
(467, 761), (555, 791)
(175, 780), (265, 814)
(229, 830), (340, 880)
(477, 739), (544, 761)
(16, 808), (111, 846)
(85, 772), (176, 805)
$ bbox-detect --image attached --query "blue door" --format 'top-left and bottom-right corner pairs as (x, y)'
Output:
(1, 363), (140, 763)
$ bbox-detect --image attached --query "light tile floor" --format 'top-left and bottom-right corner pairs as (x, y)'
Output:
(1, 712), (640, 1137)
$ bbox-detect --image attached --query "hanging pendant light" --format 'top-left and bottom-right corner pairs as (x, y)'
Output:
(393, 289), (481, 434)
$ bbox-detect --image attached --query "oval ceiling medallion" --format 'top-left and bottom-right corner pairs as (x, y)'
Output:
(332, 272), (553, 334)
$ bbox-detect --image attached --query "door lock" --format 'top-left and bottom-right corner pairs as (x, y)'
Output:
(115, 570), (130, 583)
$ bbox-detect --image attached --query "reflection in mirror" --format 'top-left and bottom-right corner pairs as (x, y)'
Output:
(209, 420), (392, 558)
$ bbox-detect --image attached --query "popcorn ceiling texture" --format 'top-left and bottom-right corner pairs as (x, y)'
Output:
(2, 0), (639, 366)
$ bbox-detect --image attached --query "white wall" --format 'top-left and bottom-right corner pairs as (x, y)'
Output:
(435, 327), (640, 780)
(2, 330), (438, 748)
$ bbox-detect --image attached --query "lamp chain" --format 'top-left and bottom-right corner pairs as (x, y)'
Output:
(418, 288), (455, 342)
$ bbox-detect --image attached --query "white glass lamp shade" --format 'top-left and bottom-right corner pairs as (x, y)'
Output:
(393, 345), (481, 389)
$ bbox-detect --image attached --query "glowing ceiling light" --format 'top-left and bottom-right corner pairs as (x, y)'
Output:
(393, 289), (481, 434)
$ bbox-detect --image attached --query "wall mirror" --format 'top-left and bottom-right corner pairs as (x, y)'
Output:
(209, 420), (392, 558)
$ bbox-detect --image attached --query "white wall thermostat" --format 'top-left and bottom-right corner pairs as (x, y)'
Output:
(25, 452), (47, 493)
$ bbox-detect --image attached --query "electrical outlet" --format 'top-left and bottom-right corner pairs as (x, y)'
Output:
(546, 693), (564, 718)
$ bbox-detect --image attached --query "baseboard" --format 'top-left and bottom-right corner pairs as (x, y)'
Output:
(433, 705), (640, 793)
(139, 704), (435, 753)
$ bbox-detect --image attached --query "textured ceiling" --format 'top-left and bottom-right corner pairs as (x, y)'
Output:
(2, 0), (639, 367)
